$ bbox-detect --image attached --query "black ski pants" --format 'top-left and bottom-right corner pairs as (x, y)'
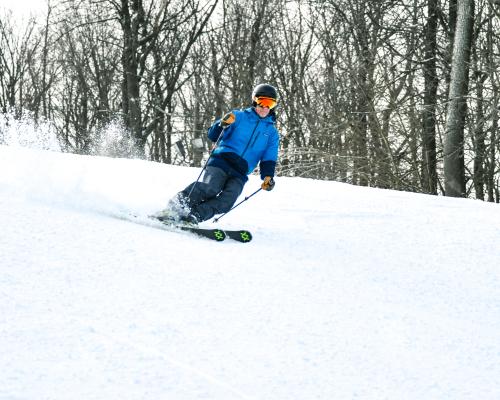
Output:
(179, 166), (244, 222)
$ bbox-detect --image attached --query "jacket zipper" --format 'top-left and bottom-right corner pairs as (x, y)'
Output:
(241, 120), (260, 158)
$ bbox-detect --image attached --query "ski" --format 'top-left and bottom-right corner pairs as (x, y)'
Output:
(167, 225), (252, 243)
(151, 217), (226, 242)
(177, 225), (226, 242)
(223, 229), (253, 243)
(170, 225), (252, 243)
(141, 215), (252, 243)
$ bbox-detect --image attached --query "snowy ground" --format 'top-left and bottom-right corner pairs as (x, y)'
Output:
(1, 143), (500, 400)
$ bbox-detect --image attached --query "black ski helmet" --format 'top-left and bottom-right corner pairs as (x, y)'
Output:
(252, 83), (278, 102)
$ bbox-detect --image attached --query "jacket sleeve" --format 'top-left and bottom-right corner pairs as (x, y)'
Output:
(207, 120), (223, 143)
(259, 128), (279, 179)
(207, 110), (240, 143)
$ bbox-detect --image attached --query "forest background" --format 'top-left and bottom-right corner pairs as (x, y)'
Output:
(1, 0), (499, 200)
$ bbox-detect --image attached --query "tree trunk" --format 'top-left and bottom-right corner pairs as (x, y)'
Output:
(421, 0), (439, 194)
(120, 0), (144, 155)
(472, 45), (486, 200)
(351, 6), (370, 187)
(444, 0), (474, 197)
(486, 3), (498, 202)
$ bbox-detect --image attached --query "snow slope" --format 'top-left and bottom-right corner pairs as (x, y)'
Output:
(1, 143), (500, 400)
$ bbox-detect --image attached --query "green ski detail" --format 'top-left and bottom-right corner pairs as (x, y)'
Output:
(240, 231), (251, 242)
(214, 229), (225, 241)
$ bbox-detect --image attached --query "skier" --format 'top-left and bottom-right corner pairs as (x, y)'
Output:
(156, 83), (280, 225)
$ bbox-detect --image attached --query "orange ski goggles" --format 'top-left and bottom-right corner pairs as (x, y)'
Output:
(254, 96), (277, 109)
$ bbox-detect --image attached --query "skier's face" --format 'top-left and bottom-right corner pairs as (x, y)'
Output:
(255, 105), (270, 118)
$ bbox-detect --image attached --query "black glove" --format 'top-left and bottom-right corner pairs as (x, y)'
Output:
(220, 112), (235, 128)
(261, 176), (275, 191)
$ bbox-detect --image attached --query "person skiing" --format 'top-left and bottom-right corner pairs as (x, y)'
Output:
(156, 83), (280, 225)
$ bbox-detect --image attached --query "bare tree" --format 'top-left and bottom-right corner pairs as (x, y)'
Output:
(422, 0), (439, 194)
(271, 2), (315, 176)
(0, 13), (37, 114)
(146, 0), (218, 163)
(444, 0), (474, 197)
(485, 0), (499, 202)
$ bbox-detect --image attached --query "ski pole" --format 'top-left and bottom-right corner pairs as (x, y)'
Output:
(213, 187), (262, 223)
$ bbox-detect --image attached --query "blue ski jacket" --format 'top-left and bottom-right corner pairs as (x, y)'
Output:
(207, 107), (279, 182)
